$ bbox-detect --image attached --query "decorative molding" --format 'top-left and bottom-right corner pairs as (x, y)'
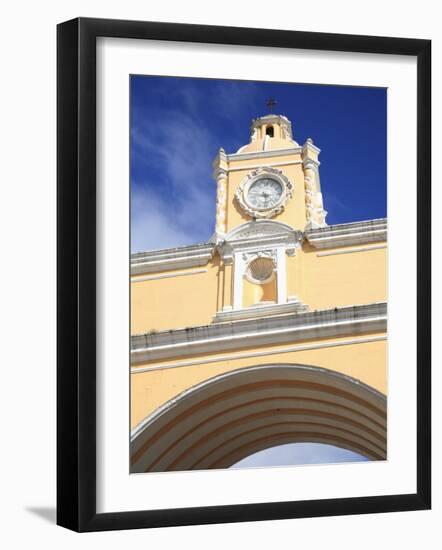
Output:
(225, 220), (298, 241)
(306, 219), (387, 249)
(234, 166), (294, 219)
(227, 147), (302, 162)
(213, 147), (228, 235)
(218, 221), (303, 265)
(302, 137), (321, 157)
(303, 157), (320, 170)
(213, 300), (307, 323)
(243, 253), (276, 284)
(302, 141), (328, 228)
(131, 268), (208, 283)
(217, 221), (303, 310)
(316, 244), (387, 257)
(131, 302), (387, 364)
(131, 334), (387, 374)
(242, 248), (277, 262)
(130, 219), (387, 275)
(227, 160), (302, 172)
(232, 251), (245, 310)
(131, 243), (215, 275)
(276, 246), (287, 304)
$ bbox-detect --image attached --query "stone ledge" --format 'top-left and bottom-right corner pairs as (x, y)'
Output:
(213, 301), (308, 323)
(131, 242), (215, 275)
(306, 218), (387, 249)
(131, 302), (387, 364)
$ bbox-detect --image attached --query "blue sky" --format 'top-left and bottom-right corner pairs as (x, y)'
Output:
(130, 76), (385, 467)
(130, 75), (386, 253)
(231, 443), (368, 469)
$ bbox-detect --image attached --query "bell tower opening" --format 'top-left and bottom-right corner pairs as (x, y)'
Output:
(266, 125), (274, 137)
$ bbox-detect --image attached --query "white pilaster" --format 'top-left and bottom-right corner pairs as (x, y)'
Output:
(233, 252), (245, 310)
(212, 148), (228, 238)
(276, 247), (287, 304)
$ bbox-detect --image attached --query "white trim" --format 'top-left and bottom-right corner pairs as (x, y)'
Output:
(233, 251), (245, 310)
(131, 268), (208, 282)
(302, 138), (321, 156)
(219, 221), (303, 266)
(213, 300), (307, 323)
(131, 243), (214, 275)
(227, 146), (302, 162)
(130, 334), (387, 374)
(276, 246), (287, 304)
(224, 219), (300, 242)
(227, 160), (302, 172)
(131, 220), (386, 276)
(316, 244), (387, 257)
(244, 258), (275, 284)
(306, 218), (387, 249)
(131, 302), (387, 363)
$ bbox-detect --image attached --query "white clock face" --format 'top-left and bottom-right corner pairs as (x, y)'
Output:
(247, 178), (283, 210)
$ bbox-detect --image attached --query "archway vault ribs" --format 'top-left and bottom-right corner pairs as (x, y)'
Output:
(131, 364), (387, 473)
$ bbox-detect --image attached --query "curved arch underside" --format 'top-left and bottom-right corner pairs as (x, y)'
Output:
(131, 364), (387, 473)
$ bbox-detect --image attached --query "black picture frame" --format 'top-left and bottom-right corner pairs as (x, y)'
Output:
(57, 17), (431, 532)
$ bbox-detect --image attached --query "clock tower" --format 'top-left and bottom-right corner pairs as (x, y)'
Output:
(211, 112), (328, 319)
(213, 112), (327, 241)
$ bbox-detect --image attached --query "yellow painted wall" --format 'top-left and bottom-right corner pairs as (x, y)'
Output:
(288, 243), (387, 309)
(131, 255), (221, 334)
(131, 242), (386, 335)
(243, 277), (276, 308)
(130, 335), (387, 428)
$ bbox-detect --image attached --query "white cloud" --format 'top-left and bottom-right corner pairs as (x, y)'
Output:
(131, 184), (208, 253)
(130, 77), (262, 253)
(131, 107), (218, 252)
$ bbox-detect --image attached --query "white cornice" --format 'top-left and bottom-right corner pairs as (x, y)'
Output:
(131, 334), (387, 374)
(302, 138), (321, 156)
(227, 147), (302, 162)
(306, 218), (387, 249)
(218, 226), (303, 263)
(227, 159), (302, 172)
(225, 220), (297, 241)
(131, 302), (387, 364)
(131, 243), (215, 275)
(212, 300), (308, 323)
(130, 219), (387, 274)
(222, 220), (303, 255)
(131, 268), (208, 282)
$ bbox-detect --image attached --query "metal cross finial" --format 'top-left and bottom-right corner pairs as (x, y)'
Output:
(266, 98), (277, 113)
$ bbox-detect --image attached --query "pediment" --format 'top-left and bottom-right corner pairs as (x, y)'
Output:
(225, 220), (299, 242)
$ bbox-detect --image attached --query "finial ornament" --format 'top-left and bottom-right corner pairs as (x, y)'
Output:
(266, 97), (277, 113)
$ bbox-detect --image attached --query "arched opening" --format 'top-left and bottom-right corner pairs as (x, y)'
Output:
(231, 442), (368, 469)
(131, 364), (386, 473)
(266, 125), (274, 137)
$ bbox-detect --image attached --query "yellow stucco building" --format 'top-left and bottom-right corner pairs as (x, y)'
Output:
(130, 112), (387, 473)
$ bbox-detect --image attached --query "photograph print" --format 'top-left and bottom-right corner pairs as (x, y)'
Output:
(129, 76), (387, 474)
